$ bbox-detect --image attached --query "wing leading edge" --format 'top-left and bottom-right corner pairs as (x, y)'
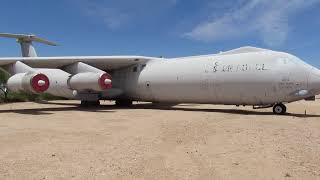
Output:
(0, 56), (161, 71)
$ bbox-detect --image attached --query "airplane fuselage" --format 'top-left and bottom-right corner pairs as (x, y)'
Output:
(112, 50), (320, 106)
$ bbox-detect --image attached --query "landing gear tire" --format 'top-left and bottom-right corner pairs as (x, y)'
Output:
(115, 100), (133, 107)
(80, 100), (100, 107)
(80, 100), (88, 107)
(93, 100), (101, 106)
(273, 103), (287, 115)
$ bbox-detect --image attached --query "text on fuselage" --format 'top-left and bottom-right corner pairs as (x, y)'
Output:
(210, 62), (268, 73)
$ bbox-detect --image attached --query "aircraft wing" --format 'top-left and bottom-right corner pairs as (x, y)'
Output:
(0, 56), (160, 70)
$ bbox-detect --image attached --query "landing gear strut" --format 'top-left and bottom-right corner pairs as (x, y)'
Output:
(273, 103), (287, 115)
(115, 100), (133, 107)
(80, 100), (100, 107)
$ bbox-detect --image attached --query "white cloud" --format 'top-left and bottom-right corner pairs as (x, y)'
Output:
(86, 7), (130, 30)
(184, 0), (320, 47)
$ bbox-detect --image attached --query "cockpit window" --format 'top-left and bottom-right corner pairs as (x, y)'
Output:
(141, 64), (146, 70)
(288, 55), (315, 70)
(277, 57), (290, 65)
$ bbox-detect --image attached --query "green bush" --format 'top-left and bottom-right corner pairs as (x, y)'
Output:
(6, 91), (38, 102)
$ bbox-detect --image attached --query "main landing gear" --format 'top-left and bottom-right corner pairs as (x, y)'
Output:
(80, 100), (100, 107)
(272, 103), (287, 115)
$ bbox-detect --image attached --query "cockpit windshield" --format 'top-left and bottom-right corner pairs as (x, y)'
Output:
(287, 54), (316, 71)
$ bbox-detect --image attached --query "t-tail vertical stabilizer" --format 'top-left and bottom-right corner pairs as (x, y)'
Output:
(0, 33), (57, 57)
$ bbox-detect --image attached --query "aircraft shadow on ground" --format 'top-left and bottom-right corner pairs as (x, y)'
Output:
(0, 101), (318, 118)
(0, 103), (115, 115)
(129, 104), (320, 118)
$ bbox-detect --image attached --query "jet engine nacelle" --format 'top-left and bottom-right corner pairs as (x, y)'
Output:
(7, 72), (50, 93)
(68, 72), (112, 92)
(34, 68), (74, 98)
(7, 67), (113, 99)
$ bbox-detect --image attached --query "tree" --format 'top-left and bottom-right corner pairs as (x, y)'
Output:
(0, 71), (8, 102)
(0, 70), (8, 100)
(0, 84), (8, 102)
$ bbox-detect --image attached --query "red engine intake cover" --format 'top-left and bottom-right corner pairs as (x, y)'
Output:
(99, 73), (112, 90)
(31, 73), (50, 93)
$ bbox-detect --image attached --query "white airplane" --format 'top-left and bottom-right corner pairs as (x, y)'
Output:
(0, 33), (319, 115)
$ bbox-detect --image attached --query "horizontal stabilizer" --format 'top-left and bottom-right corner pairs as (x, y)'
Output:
(0, 33), (57, 46)
(0, 33), (58, 57)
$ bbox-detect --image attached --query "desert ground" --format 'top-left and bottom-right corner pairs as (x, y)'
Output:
(0, 99), (320, 180)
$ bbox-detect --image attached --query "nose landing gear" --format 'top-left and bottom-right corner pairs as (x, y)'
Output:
(273, 103), (287, 115)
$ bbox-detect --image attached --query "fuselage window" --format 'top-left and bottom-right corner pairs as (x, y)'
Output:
(141, 64), (146, 70)
(133, 66), (138, 72)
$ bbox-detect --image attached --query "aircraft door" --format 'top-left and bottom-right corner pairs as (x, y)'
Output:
(203, 63), (218, 103)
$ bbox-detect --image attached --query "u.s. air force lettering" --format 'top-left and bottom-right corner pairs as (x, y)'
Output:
(211, 62), (268, 73)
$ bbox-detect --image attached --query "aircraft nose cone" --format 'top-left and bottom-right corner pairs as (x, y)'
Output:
(308, 69), (320, 94)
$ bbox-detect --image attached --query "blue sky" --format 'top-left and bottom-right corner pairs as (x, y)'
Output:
(0, 0), (320, 67)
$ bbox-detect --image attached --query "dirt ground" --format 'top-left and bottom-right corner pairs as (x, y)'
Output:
(0, 99), (320, 180)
